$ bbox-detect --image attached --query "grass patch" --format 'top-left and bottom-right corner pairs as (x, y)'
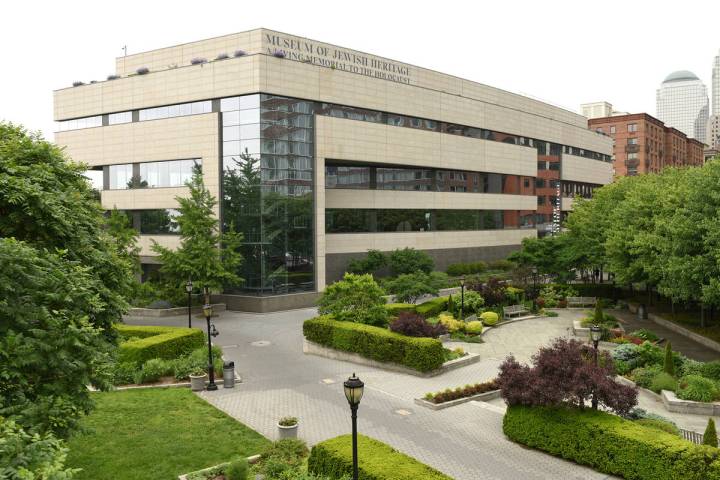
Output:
(66, 388), (269, 480)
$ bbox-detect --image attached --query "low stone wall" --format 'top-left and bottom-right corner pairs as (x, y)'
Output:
(127, 303), (226, 318)
(414, 389), (501, 411)
(647, 312), (720, 354)
(661, 389), (720, 416)
(302, 339), (480, 377)
(178, 455), (261, 480)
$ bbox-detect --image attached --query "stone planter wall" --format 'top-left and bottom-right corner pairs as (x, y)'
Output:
(127, 303), (226, 318)
(661, 389), (720, 416)
(303, 339), (480, 377)
(414, 389), (501, 410)
(178, 454), (261, 480)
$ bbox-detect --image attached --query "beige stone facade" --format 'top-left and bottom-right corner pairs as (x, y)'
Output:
(54, 29), (612, 309)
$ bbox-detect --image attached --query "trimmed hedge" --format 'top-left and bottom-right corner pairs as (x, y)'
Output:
(116, 324), (205, 364)
(308, 434), (451, 480)
(303, 316), (445, 373)
(446, 261), (487, 276)
(415, 296), (448, 317)
(384, 303), (417, 316)
(503, 405), (720, 480)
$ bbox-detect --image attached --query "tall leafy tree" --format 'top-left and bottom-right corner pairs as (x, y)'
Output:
(0, 123), (129, 436)
(152, 167), (243, 296)
(106, 208), (140, 275)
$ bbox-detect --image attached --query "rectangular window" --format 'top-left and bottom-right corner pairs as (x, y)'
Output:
(57, 115), (102, 131)
(610, 126), (616, 134)
(325, 165), (371, 189)
(139, 101), (211, 121)
(139, 159), (201, 188)
(628, 138), (638, 145)
(325, 209), (516, 233)
(108, 111), (132, 125)
(628, 123), (638, 132)
(108, 164), (133, 189)
(139, 209), (181, 234)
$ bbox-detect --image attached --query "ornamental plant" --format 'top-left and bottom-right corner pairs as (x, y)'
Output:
(387, 247), (434, 276)
(497, 337), (638, 415)
(389, 312), (447, 338)
(317, 273), (388, 327)
(663, 342), (675, 376)
(704, 418), (718, 446)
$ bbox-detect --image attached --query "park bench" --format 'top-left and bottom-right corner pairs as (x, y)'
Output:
(503, 304), (529, 320)
(567, 296), (597, 307)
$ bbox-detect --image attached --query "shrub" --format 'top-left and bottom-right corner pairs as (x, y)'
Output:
(303, 316), (445, 372)
(384, 272), (440, 303)
(634, 418), (681, 436)
(111, 362), (139, 385)
(650, 372), (678, 394)
(0, 418), (78, 479)
(384, 303), (416, 316)
(465, 320), (483, 335)
(461, 290), (485, 314)
(446, 261), (487, 276)
(677, 375), (719, 402)
(388, 247), (434, 276)
(308, 434), (452, 480)
(681, 358), (705, 377)
(480, 311), (499, 326)
(234, 49), (246, 57)
(631, 365), (663, 389)
(425, 379), (498, 404)
(663, 342), (675, 376)
(226, 457), (249, 480)
(415, 296), (448, 316)
(438, 313), (464, 333)
(498, 338), (637, 415)
(488, 259), (514, 271)
(347, 249), (386, 275)
(389, 312), (447, 338)
(116, 324), (205, 364)
(630, 328), (659, 342)
(706, 419), (718, 447)
(476, 277), (508, 306)
(254, 439), (308, 477)
(702, 361), (720, 381)
(317, 273), (388, 327)
(539, 284), (563, 308)
(190, 57), (207, 65)
(503, 405), (720, 480)
(133, 358), (173, 384)
(136, 67), (149, 75)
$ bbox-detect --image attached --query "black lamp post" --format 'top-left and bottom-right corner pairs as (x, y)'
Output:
(185, 279), (193, 328)
(531, 267), (538, 310)
(203, 303), (219, 391)
(460, 276), (465, 320)
(343, 373), (365, 480)
(590, 325), (602, 410)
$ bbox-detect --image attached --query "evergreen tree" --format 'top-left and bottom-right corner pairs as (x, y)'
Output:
(663, 341), (675, 376)
(594, 303), (604, 323)
(152, 168), (243, 298)
(704, 418), (718, 447)
(447, 294), (455, 316)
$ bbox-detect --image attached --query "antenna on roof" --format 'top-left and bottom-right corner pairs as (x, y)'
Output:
(122, 45), (127, 57)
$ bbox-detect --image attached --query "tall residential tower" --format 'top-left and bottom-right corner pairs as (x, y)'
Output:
(656, 70), (709, 144)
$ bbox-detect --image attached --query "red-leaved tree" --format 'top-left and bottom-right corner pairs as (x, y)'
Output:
(497, 338), (637, 415)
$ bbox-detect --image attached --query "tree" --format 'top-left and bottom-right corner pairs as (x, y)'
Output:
(507, 235), (574, 281)
(347, 249), (387, 275)
(152, 167), (243, 297)
(704, 418), (718, 447)
(383, 271), (443, 303)
(663, 342), (675, 376)
(0, 123), (130, 436)
(317, 273), (388, 326)
(0, 417), (78, 479)
(497, 338), (638, 416)
(387, 247), (434, 276)
(106, 208), (140, 275)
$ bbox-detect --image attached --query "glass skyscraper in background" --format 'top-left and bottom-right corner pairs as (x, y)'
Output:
(656, 70), (709, 144)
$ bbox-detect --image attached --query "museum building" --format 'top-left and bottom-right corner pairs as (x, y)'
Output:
(54, 28), (613, 311)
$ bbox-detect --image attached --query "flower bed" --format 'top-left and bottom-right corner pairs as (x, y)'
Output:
(423, 379), (498, 404)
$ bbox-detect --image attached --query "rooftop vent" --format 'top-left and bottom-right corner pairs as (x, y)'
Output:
(72, 81), (84, 87)
(190, 57), (207, 65)
(215, 53), (229, 60)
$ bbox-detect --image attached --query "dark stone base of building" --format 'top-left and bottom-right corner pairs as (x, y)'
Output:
(325, 244), (521, 284)
(214, 291), (320, 313)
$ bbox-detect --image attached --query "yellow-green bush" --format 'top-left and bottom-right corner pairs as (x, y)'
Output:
(116, 324), (205, 364)
(384, 303), (417, 316)
(480, 311), (499, 326)
(415, 297), (448, 316)
(308, 434), (451, 480)
(438, 313), (464, 333)
(465, 320), (483, 335)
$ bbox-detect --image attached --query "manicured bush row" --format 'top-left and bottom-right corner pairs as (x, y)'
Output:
(425, 379), (498, 404)
(308, 434), (452, 480)
(415, 296), (448, 317)
(384, 303), (417, 316)
(303, 316), (445, 372)
(503, 405), (720, 480)
(446, 261), (487, 276)
(116, 324), (205, 364)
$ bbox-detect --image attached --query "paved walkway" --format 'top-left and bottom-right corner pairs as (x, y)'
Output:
(125, 310), (613, 480)
(613, 309), (720, 362)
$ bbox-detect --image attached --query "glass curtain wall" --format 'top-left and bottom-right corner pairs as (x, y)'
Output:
(221, 94), (314, 295)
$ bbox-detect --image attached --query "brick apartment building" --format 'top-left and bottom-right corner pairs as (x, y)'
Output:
(588, 113), (705, 176)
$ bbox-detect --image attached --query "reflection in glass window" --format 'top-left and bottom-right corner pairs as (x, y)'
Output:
(139, 159), (201, 188)
(139, 209), (180, 234)
(325, 166), (371, 189)
(57, 115), (102, 131)
(139, 101), (211, 121)
(82, 169), (104, 190)
(108, 111), (132, 125)
(108, 164), (133, 189)
(325, 209), (519, 233)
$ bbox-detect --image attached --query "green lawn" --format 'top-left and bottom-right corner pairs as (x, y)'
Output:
(66, 388), (269, 480)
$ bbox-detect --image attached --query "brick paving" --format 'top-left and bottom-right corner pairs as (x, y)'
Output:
(126, 309), (614, 479)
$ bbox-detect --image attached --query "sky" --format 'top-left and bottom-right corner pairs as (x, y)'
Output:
(2, 0), (719, 141)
